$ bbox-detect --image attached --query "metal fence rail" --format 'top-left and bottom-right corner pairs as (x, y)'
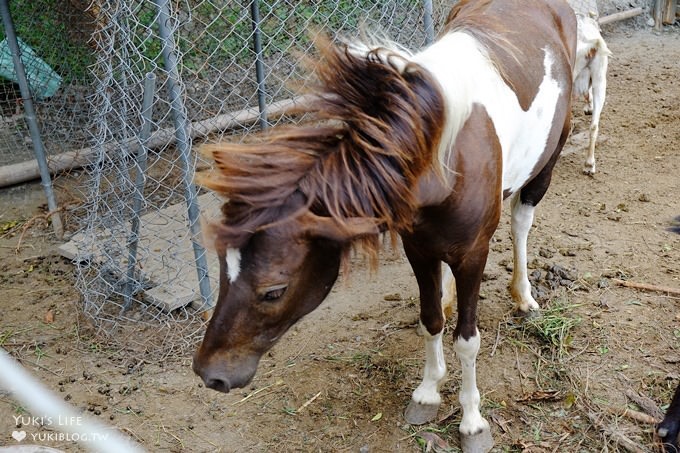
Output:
(0, 0), (634, 348)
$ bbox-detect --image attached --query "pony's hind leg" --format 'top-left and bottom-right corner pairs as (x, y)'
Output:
(402, 240), (447, 425)
(509, 192), (540, 314)
(510, 129), (565, 315)
(584, 52), (608, 175)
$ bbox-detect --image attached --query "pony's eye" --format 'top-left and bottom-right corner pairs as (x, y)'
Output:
(260, 285), (287, 302)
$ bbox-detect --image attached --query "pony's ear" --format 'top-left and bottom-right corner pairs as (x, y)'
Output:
(300, 213), (379, 243)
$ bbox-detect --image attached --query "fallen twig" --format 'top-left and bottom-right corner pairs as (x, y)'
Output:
(232, 379), (283, 406)
(15, 209), (63, 253)
(612, 278), (680, 296)
(297, 391), (322, 412)
(599, 7), (643, 26)
(490, 319), (503, 357)
(625, 389), (665, 421)
(603, 404), (660, 425)
(587, 411), (647, 453)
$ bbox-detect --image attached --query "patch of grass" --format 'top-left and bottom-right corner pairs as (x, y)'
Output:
(13, 403), (27, 415)
(282, 406), (297, 416)
(522, 298), (582, 358)
(6, 0), (95, 82)
(0, 329), (14, 347)
(178, 0), (423, 68)
(408, 423), (460, 452)
(323, 347), (410, 386)
(33, 343), (48, 362)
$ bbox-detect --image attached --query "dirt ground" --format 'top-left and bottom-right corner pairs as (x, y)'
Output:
(1, 19), (680, 453)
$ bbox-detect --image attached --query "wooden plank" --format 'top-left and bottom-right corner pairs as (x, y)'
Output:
(663, 0), (677, 24)
(655, 0), (664, 30)
(599, 8), (644, 26)
(57, 231), (110, 262)
(144, 285), (203, 313)
(58, 193), (224, 312)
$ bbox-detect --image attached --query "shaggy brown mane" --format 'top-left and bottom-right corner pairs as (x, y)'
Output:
(198, 33), (445, 253)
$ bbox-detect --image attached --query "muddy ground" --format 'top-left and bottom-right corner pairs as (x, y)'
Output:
(1, 18), (680, 453)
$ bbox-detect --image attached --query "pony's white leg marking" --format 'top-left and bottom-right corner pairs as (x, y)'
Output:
(453, 330), (489, 436)
(441, 265), (455, 320)
(226, 248), (241, 283)
(411, 328), (447, 406)
(510, 194), (539, 312)
(585, 119), (598, 174)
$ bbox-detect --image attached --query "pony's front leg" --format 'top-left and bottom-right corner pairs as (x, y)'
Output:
(454, 329), (492, 452)
(406, 326), (447, 424)
(452, 252), (493, 452)
(402, 241), (447, 425)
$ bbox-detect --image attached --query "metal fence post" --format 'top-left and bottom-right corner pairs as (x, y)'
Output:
(0, 0), (63, 238)
(250, 0), (268, 130)
(423, 0), (435, 45)
(122, 72), (157, 313)
(154, 0), (212, 310)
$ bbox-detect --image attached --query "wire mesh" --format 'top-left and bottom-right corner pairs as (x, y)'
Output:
(0, 0), (647, 353)
(58, 0), (453, 348)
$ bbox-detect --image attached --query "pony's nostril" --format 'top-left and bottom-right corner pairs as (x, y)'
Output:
(205, 377), (231, 393)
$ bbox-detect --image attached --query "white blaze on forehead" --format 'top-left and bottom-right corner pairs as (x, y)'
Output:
(225, 248), (241, 282)
(412, 33), (564, 194)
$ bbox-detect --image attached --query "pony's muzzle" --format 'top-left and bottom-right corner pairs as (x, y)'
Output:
(192, 352), (231, 393)
(192, 349), (259, 394)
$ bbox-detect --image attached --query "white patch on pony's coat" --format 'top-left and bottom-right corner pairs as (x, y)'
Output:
(411, 328), (447, 406)
(411, 33), (563, 194)
(226, 248), (241, 283)
(452, 330), (490, 436)
(411, 33), (477, 173)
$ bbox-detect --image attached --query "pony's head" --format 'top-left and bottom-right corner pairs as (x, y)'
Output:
(193, 194), (378, 391)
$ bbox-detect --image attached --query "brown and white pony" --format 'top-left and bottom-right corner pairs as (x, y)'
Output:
(573, 14), (611, 175)
(192, 0), (576, 450)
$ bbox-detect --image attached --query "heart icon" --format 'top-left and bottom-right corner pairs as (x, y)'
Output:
(12, 430), (26, 442)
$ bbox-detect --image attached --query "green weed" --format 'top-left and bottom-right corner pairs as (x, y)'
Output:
(522, 299), (582, 358)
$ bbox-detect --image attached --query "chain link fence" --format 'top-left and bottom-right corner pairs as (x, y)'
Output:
(0, 0), (645, 352)
(0, 1), (94, 169)
(43, 0), (456, 351)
